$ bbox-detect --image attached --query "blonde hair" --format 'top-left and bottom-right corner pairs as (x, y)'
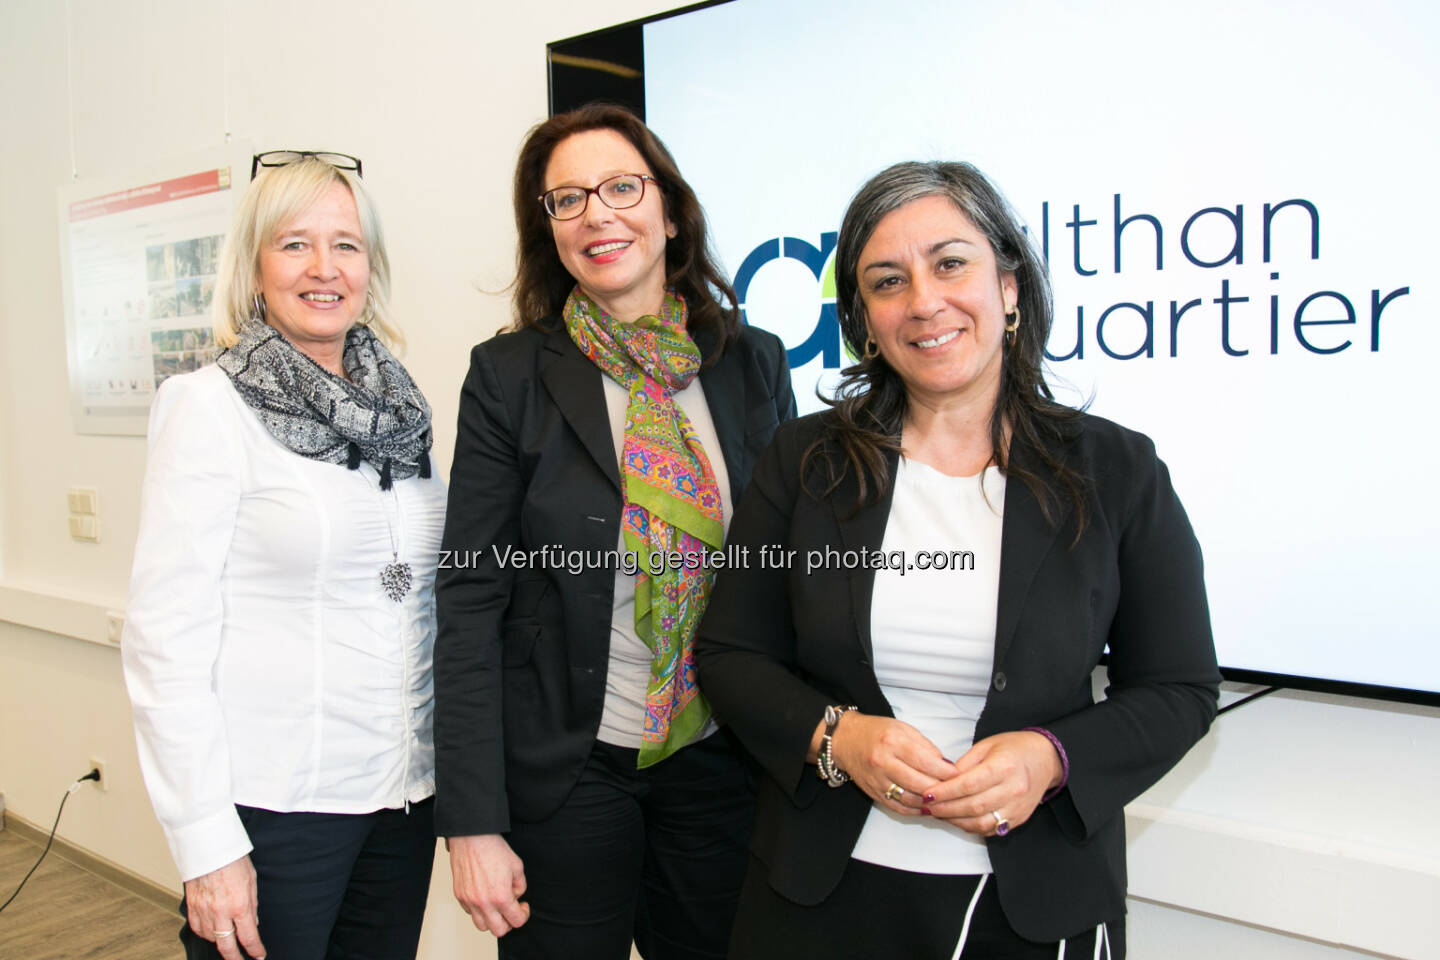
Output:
(212, 157), (403, 352)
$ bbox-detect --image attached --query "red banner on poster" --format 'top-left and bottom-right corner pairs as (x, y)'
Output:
(68, 168), (230, 222)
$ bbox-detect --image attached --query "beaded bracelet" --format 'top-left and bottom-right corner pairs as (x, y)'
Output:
(1022, 726), (1070, 802)
(816, 704), (858, 787)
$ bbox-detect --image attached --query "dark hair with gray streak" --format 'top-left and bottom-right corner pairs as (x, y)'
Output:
(809, 160), (1088, 530)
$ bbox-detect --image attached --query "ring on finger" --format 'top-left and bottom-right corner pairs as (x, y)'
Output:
(883, 782), (905, 801)
(992, 810), (1010, 836)
(214, 930), (235, 939)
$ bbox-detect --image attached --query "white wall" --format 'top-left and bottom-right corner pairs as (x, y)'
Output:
(0, 2), (1435, 959)
(0, 1), (672, 956)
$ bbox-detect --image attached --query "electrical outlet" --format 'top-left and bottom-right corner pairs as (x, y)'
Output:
(106, 612), (125, 646)
(88, 756), (107, 791)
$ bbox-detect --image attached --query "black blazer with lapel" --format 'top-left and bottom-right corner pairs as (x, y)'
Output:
(695, 411), (1220, 942)
(433, 316), (795, 838)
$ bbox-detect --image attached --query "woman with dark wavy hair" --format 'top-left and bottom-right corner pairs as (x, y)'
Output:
(697, 161), (1220, 958)
(433, 104), (795, 959)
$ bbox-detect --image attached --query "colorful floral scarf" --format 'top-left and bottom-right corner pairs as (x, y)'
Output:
(564, 287), (723, 767)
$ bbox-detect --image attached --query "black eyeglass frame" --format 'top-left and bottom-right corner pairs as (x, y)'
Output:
(250, 150), (363, 180)
(538, 174), (659, 221)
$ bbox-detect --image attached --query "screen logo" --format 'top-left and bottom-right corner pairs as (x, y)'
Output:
(734, 232), (846, 368)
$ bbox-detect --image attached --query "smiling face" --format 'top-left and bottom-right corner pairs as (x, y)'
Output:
(543, 128), (676, 322)
(257, 181), (370, 374)
(857, 194), (1017, 412)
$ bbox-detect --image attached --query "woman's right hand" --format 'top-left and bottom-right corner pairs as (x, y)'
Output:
(448, 833), (531, 936)
(824, 711), (956, 814)
(183, 855), (265, 960)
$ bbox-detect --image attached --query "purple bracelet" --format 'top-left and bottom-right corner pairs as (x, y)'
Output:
(1022, 726), (1069, 802)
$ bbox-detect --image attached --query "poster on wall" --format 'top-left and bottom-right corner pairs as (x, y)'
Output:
(58, 146), (249, 435)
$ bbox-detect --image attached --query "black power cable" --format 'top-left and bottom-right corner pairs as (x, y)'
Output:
(0, 768), (101, 915)
(1216, 685), (1281, 716)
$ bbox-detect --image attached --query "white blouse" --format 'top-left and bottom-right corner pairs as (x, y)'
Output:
(850, 457), (1006, 876)
(121, 364), (446, 881)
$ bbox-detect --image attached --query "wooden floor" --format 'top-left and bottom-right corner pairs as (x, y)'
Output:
(0, 828), (180, 959)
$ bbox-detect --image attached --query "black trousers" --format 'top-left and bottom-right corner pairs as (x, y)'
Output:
(728, 856), (1124, 960)
(180, 798), (435, 960)
(498, 731), (754, 960)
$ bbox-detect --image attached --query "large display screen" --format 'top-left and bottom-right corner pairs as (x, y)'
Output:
(551, 0), (1439, 705)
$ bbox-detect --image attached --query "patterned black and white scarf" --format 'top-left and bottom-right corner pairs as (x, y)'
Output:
(216, 321), (432, 489)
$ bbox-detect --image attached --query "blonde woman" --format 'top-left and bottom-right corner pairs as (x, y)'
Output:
(124, 152), (443, 960)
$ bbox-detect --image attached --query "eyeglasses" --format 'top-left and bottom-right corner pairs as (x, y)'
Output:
(251, 150), (363, 180)
(539, 174), (657, 221)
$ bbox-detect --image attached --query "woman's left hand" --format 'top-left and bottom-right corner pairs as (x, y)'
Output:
(920, 731), (1063, 836)
(183, 855), (264, 960)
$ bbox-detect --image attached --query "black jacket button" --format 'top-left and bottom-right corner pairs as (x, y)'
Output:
(992, 671), (1008, 692)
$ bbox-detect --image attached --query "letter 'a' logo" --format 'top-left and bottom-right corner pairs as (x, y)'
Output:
(734, 232), (843, 368)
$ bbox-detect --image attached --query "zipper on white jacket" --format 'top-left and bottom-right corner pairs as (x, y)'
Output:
(390, 486), (414, 816)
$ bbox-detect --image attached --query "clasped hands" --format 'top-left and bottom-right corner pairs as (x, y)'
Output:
(819, 712), (1064, 836)
(442, 714), (1062, 938)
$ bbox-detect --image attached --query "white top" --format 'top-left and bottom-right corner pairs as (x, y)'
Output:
(121, 364), (446, 881)
(850, 457), (1006, 875)
(597, 373), (732, 748)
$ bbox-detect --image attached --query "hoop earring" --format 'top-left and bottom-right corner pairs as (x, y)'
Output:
(251, 293), (266, 320)
(1004, 305), (1021, 348)
(357, 290), (375, 326)
(861, 336), (880, 360)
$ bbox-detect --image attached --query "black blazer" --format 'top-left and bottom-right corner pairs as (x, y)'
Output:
(433, 316), (795, 838)
(695, 412), (1220, 942)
